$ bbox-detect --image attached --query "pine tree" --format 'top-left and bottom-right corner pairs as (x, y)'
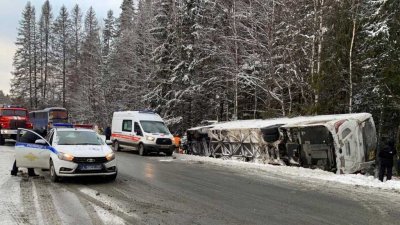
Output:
(39, 0), (53, 103)
(101, 10), (116, 124)
(69, 4), (83, 107)
(11, 2), (36, 108)
(52, 5), (72, 108)
(73, 7), (104, 125)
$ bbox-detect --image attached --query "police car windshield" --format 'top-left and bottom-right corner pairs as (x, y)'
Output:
(140, 121), (170, 134)
(56, 131), (103, 145)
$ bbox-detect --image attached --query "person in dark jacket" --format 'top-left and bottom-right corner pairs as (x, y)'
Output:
(378, 140), (397, 182)
(104, 126), (111, 141)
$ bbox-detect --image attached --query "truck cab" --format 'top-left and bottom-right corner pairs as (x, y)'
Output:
(111, 111), (174, 156)
(0, 105), (32, 145)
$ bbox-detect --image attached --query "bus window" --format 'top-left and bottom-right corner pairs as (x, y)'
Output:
(49, 110), (68, 119)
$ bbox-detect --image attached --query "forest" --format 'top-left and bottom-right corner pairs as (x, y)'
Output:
(9, 0), (400, 140)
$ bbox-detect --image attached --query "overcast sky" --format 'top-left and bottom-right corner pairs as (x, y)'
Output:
(0, 0), (123, 95)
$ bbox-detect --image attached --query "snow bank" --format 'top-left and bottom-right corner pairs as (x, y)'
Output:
(174, 154), (400, 191)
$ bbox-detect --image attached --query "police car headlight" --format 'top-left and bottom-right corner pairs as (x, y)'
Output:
(58, 152), (74, 161)
(106, 152), (115, 161)
(146, 136), (155, 141)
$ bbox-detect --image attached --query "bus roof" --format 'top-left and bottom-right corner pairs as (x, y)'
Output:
(30, 107), (67, 113)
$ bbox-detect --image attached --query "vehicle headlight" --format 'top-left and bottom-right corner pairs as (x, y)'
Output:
(106, 152), (115, 161)
(146, 135), (155, 141)
(58, 152), (74, 161)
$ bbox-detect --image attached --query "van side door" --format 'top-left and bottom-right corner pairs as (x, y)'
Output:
(15, 129), (53, 169)
(121, 120), (133, 146)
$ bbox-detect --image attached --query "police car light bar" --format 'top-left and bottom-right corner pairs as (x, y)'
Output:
(53, 123), (74, 128)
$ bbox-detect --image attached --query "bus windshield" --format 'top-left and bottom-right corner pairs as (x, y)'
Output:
(49, 110), (68, 119)
(140, 121), (170, 134)
(0, 109), (27, 117)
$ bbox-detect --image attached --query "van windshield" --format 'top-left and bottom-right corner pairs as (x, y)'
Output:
(140, 121), (170, 134)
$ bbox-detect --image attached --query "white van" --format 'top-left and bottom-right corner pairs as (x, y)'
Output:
(111, 111), (174, 156)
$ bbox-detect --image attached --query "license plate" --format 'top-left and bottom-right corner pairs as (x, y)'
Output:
(160, 145), (171, 149)
(79, 164), (102, 171)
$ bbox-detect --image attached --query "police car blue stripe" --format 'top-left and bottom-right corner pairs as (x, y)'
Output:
(15, 142), (58, 154)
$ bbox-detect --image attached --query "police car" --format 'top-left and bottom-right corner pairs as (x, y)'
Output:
(15, 126), (117, 182)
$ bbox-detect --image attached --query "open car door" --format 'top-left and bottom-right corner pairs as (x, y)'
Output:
(15, 128), (54, 169)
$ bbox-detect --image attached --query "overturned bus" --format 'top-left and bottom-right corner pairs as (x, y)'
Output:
(280, 113), (376, 174)
(187, 113), (377, 174)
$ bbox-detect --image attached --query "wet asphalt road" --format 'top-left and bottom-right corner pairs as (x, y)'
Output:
(1, 144), (400, 225)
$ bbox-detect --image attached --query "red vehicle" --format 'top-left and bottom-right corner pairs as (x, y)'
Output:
(0, 105), (32, 145)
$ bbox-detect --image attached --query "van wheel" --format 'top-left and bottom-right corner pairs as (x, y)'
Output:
(113, 141), (121, 151)
(138, 144), (147, 156)
(50, 160), (60, 183)
(166, 151), (173, 157)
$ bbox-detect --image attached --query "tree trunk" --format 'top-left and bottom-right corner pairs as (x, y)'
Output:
(233, 0), (239, 121)
(349, 0), (359, 113)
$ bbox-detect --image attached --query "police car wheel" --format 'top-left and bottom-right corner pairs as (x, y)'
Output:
(166, 151), (173, 156)
(50, 160), (60, 182)
(139, 144), (146, 156)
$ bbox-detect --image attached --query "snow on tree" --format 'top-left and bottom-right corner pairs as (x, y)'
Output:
(52, 5), (72, 108)
(11, 2), (36, 108)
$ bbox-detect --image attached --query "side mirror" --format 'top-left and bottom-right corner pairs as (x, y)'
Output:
(105, 140), (112, 145)
(35, 139), (48, 145)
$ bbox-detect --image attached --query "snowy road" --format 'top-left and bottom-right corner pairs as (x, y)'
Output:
(1, 143), (400, 225)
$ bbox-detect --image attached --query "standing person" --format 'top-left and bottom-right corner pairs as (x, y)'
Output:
(0, 124), (4, 145)
(173, 133), (181, 153)
(378, 140), (397, 182)
(105, 126), (111, 141)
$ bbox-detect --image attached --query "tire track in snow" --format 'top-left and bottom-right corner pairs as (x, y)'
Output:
(0, 176), (30, 225)
(62, 184), (139, 224)
(20, 177), (39, 225)
(31, 178), (62, 225)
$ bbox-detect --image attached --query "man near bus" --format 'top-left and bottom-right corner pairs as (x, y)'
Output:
(379, 139), (397, 182)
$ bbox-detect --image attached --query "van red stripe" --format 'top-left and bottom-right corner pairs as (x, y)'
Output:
(112, 133), (141, 142)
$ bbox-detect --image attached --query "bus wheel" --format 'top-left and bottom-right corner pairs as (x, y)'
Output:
(113, 141), (121, 151)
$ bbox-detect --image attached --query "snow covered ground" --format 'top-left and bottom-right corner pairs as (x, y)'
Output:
(173, 154), (400, 191)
